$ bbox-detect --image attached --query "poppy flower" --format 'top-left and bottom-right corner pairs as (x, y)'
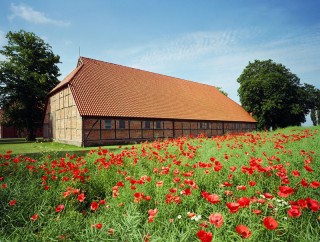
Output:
(77, 193), (86, 202)
(55, 204), (65, 213)
(31, 214), (39, 221)
(92, 223), (103, 229)
(263, 216), (278, 230)
(209, 213), (223, 228)
(278, 186), (295, 198)
(287, 205), (301, 218)
(236, 225), (252, 238)
(310, 181), (320, 188)
(196, 230), (213, 242)
(90, 201), (99, 211)
(306, 198), (319, 212)
(226, 202), (240, 213)
(292, 170), (300, 177)
(252, 209), (262, 215)
(9, 200), (17, 206)
(238, 197), (250, 207)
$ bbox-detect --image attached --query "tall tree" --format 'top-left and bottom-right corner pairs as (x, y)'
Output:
(237, 59), (310, 130)
(0, 30), (60, 140)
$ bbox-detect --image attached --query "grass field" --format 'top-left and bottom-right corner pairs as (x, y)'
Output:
(1, 126), (319, 241)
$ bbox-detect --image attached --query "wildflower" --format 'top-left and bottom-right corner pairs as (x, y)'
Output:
(148, 208), (158, 223)
(226, 202), (240, 213)
(9, 200), (17, 206)
(287, 205), (301, 218)
(306, 198), (319, 212)
(292, 170), (300, 177)
(238, 197), (251, 208)
(278, 186), (295, 198)
(310, 181), (320, 188)
(31, 214), (39, 221)
(77, 193), (86, 202)
(156, 181), (164, 187)
(177, 215), (182, 219)
(236, 225), (252, 238)
(90, 202), (99, 211)
(92, 223), (103, 229)
(263, 216), (278, 230)
(209, 213), (223, 228)
(55, 204), (65, 213)
(196, 230), (213, 242)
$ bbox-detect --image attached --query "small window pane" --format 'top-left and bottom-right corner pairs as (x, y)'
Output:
(145, 121), (151, 129)
(119, 120), (126, 129)
(105, 120), (112, 129)
(156, 121), (162, 129)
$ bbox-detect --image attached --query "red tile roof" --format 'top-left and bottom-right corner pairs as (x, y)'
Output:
(49, 57), (256, 122)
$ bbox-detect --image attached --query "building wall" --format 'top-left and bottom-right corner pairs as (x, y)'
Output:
(43, 87), (82, 146)
(83, 118), (257, 146)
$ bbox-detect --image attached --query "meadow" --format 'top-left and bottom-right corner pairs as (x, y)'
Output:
(0, 126), (319, 241)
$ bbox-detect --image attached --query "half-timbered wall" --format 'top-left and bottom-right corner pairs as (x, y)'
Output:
(82, 118), (256, 146)
(43, 87), (82, 146)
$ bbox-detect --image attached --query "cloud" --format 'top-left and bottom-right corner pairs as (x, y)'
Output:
(9, 3), (70, 27)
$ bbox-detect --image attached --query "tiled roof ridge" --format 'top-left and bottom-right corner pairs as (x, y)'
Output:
(49, 61), (84, 95)
(79, 56), (218, 89)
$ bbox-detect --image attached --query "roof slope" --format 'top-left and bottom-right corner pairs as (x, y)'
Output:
(50, 57), (256, 122)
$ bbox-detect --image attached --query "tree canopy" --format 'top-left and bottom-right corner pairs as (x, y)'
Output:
(237, 59), (318, 130)
(0, 30), (60, 140)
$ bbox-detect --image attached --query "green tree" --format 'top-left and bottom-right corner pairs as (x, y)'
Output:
(0, 30), (60, 140)
(216, 86), (228, 96)
(237, 59), (310, 130)
(302, 83), (320, 126)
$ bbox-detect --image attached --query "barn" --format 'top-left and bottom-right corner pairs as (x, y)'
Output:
(43, 57), (257, 147)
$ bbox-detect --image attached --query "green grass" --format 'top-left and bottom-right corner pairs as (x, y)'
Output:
(0, 126), (319, 242)
(0, 139), (128, 159)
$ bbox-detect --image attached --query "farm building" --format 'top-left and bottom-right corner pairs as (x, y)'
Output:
(43, 57), (257, 147)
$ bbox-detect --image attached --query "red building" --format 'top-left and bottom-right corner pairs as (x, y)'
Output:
(43, 57), (256, 146)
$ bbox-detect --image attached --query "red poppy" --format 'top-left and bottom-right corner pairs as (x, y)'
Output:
(209, 213), (223, 228)
(148, 208), (158, 223)
(90, 201), (99, 211)
(196, 230), (213, 242)
(238, 197), (250, 207)
(181, 188), (192, 196)
(310, 181), (320, 188)
(9, 199), (17, 206)
(304, 165), (313, 172)
(252, 209), (262, 215)
(236, 185), (247, 191)
(263, 216), (278, 230)
(92, 223), (103, 229)
(278, 186), (295, 198)
(156, 181), (164, 187)
(31, 214), (39, 221)
(77, 193), (86, 202)
(249, 181), (256, 186)
(306, 198), (319, 212)
(226, 202), (240, 213)
(300, 178), (309, 187)
(236, 224), (252, 238)
(292, 170), (300, 177)
(55, 204), (65, 213)
(287, 205), (301, 218)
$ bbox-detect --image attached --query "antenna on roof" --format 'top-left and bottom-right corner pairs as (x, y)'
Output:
(78, 46), (81, 58)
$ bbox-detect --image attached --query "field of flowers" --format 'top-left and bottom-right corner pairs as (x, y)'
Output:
(1, 126), (319, 241)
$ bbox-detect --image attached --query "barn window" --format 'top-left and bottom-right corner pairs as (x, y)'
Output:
(119, 120), (126, 129)
(105, 120), (112, 129)
(156, 121), (162, 129)
(144, 121), (151, 129)
(199, 122), (208, 129)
